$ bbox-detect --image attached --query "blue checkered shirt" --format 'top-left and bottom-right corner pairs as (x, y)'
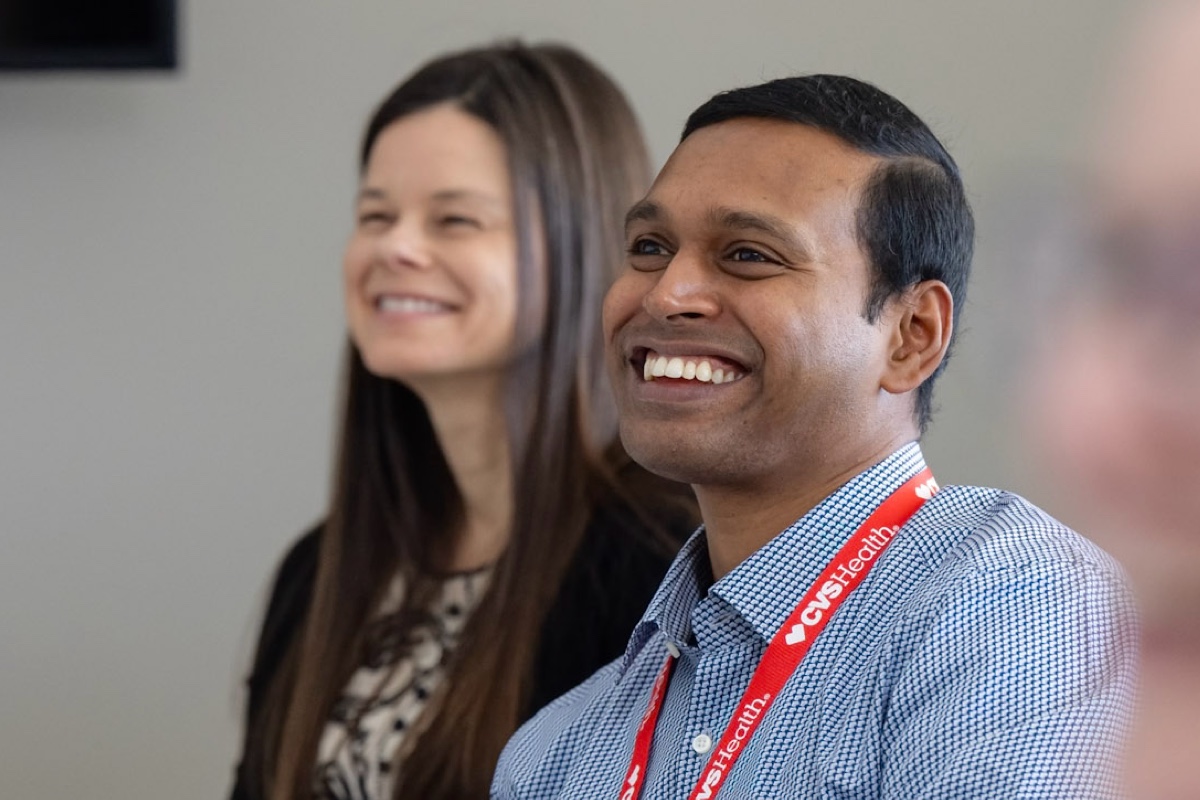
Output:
(493, 443), (1138, 798)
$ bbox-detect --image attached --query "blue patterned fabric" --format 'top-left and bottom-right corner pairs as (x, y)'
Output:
(493, 443), (1138, 799)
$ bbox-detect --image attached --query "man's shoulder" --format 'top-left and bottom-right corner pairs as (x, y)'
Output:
(496, 657), (629, 795)
(915, 485), (1125, 580)
(886, 484), (1136, 639)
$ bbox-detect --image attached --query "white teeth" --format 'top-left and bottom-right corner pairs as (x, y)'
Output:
(640, 352), (742, 384)
(378, 295), (449, 314)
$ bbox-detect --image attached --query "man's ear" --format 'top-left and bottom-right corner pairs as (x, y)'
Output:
(880, 280), (954, 395)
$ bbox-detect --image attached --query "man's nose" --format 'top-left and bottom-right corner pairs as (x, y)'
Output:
(641, 251), (721, 322)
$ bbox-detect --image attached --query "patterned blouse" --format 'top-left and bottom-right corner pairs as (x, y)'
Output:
(313, 567), (491, 800)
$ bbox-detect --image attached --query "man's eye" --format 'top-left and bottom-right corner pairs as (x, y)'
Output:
(440, 215), (480, 228)
(628, 238), (666, 257)
(730, 247), (770, 262)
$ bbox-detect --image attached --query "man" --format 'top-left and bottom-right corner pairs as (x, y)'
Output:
(493, 75), (1136, 799)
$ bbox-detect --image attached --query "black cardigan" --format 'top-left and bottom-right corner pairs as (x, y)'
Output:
(229, 498), (693, 799)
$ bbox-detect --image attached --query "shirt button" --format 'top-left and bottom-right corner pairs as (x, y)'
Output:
(692, 733), (713, 754)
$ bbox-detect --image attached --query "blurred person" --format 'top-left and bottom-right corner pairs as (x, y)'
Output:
(228, 42), (697, 800)
(1021, 2), (1200, 796)
(494, 74), (1138, 799)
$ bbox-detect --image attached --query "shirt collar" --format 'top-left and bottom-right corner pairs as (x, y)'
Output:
(620, 442), (927, 674)
(620, 526), (709, 673)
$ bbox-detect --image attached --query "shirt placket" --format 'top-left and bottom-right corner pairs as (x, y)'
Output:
(660, 595), (766, 798)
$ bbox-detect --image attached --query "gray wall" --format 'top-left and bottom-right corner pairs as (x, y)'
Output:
(0, 1), (1133, 797)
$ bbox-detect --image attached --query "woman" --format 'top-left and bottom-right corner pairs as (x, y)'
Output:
(229, 42), (696, 800)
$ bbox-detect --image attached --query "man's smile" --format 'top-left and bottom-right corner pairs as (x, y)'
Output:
(638, 348), (746, 384)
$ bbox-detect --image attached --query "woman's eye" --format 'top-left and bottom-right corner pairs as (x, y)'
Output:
(440, 215), (480, 228)
(357, 211), (392, 227)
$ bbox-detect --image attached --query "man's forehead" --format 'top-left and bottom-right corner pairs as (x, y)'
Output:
(651, 118), (876, 199)
(632, 118), (877, 239)
(669, 116), (874, 166)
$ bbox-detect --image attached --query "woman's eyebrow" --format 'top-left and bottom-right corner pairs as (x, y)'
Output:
(354, 187), (505, 208)
(429, 189), (506, 208)
(356, 187), (388, 202)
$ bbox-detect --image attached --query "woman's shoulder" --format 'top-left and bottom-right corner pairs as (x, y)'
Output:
(231, 525), (325, 800)
(263, 525), (322, 623)
(247, 524), (324, 691)
(272, 524), (322, 588)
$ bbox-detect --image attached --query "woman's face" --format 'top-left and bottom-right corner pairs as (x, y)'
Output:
(343, 103), (524, 396)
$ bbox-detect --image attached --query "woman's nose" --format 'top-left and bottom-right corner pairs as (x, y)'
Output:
(376, 218), (433, 271)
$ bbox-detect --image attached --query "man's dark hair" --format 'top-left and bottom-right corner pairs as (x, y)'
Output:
(683, 74), (974, 433)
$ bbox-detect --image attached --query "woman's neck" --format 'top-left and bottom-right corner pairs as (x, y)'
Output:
(414, 375), (514, 572)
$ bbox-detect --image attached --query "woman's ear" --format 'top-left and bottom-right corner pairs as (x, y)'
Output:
(880, 280), (954, 395)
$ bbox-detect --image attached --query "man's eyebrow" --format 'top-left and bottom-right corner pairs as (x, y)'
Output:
(713, 208), (814, 259)
(713, 208), (793, 240)
(625, 199), (662, 230)
(624, 202), (814, 258)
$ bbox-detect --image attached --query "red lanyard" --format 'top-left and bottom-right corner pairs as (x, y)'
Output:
(619, 468), (937, 800)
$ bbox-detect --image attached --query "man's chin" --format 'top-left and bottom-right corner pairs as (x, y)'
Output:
(619, 427), (729, 486)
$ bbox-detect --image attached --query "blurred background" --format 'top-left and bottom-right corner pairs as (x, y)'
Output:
(2, 0), (1175, 797)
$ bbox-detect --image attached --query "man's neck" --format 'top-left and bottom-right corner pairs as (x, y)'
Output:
(697, 437), (916, 581)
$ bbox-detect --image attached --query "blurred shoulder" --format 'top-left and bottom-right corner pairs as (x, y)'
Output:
(248, 523), (323, 688)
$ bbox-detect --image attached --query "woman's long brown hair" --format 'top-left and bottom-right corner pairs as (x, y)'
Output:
(246, 42), (679, 799)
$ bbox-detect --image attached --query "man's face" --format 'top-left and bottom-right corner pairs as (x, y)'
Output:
(603, 118), (895, 491)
